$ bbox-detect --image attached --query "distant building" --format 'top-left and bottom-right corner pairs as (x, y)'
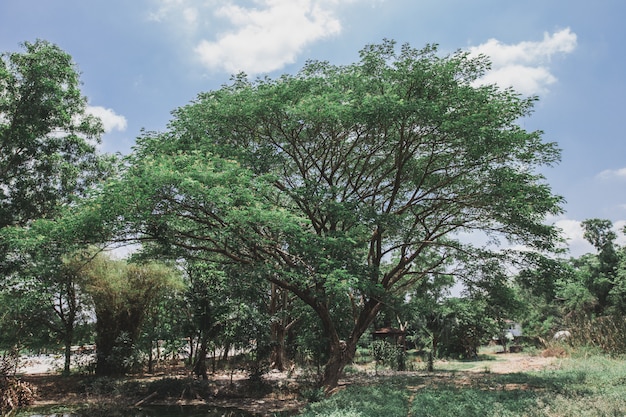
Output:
(372, 327), (406, 350)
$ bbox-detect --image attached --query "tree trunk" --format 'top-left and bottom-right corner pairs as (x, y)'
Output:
(312, 296), (383, 391)
(321, 339), (356, 391)
(269, 279), (383, 391)
(147, 340), (154, 373)
(187, 337), (194, 366)
(95, 315), (118, 376)
(62, 335), (72, 376)
(428, 334), (438, 372)
(58, 277), (77, 377)
(268, 283), (290, 371)
(270, 320), (287, 371)
(193, 336), (209, 380)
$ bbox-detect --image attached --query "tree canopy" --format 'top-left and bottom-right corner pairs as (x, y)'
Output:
(86, 40), (564, 388)
(0, 39), (109, 229)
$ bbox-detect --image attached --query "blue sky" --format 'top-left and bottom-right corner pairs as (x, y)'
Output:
(1, 0), (625, 256)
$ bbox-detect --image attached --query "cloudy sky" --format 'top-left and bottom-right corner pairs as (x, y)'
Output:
(1, 0), (625, 257)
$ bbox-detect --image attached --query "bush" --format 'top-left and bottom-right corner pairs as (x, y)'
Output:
(82, 377), (121, 396)
(108, 332), (145, 374)
(370, 340), (405, 372)
(300, 386), (325, 403)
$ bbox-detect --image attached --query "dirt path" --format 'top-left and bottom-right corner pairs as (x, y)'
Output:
(479, 351), (561, 374)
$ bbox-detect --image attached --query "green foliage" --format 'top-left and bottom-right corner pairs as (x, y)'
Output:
(405, 282), (503, 362)
(93, 39), (563, 388)
(436, 298), (499, 359)
(79, 253), (182, 376)
(370, 340), (405, 371)
(410, 387), (541, 417)
(0, 40), (112, 229)
(0, 39), (115, 374)
(299, 386), (326, 403)
(537, 220), (626, 354)
(557, 219), (624, 317)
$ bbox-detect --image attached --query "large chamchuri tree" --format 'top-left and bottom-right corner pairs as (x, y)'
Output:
(101, 40), (563, 389)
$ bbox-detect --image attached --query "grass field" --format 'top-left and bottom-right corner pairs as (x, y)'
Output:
(297, 353), (626, 416)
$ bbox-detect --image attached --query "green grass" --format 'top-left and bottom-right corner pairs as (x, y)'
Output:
(296, 354), (626, 416)
(298, 382), (410, 417)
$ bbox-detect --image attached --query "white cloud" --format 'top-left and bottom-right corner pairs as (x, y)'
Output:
(597, 167), (626, 180)
(87, 106), (127, 133)
(554, 218), (626, 258)
(182, 7), (198, 26)
(554, 218), (592, 257)
(194, 0), (343, 74)
(468, 28), (577, 96)
(616, 220), (626, 245)
(147, 0), (185, 23)
(148, 0), (352, 75)
(479, 65), (557, 96)
(147, 0), (200, 33)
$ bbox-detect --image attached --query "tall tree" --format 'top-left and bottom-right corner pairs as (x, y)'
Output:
(581, 219), (619, 311)
(514, 254), (570, 340)
(559, 219), (626, 317)
(0, 40), (115, 373)
(0, 39), (106, 229)
(99, 40), (563, 389)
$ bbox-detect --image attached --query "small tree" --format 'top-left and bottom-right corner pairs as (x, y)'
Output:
(80, 254), (181, 376)
(0, 219), (97, 375)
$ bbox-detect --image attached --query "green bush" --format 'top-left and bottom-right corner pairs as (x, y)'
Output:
(370, 340), (405, 371)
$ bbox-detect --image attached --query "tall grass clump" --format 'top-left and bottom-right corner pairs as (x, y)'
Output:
(566, 314), (626, 355)
(533, 354), (626, 415)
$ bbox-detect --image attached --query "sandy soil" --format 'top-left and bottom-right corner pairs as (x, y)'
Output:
(479, 351), (560, 374)
(17, 350), (560, 376)
(18, 355), (67, 374)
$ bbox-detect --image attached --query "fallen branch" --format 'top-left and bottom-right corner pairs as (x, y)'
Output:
(134, 391), (158, 406)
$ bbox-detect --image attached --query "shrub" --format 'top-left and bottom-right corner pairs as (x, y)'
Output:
(370, 340), (405, 372)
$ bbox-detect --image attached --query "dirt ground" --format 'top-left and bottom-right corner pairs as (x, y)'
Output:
(17, 348), (561, 376)
(477, 351), (561, 374)
(15, 350), (562, 416)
